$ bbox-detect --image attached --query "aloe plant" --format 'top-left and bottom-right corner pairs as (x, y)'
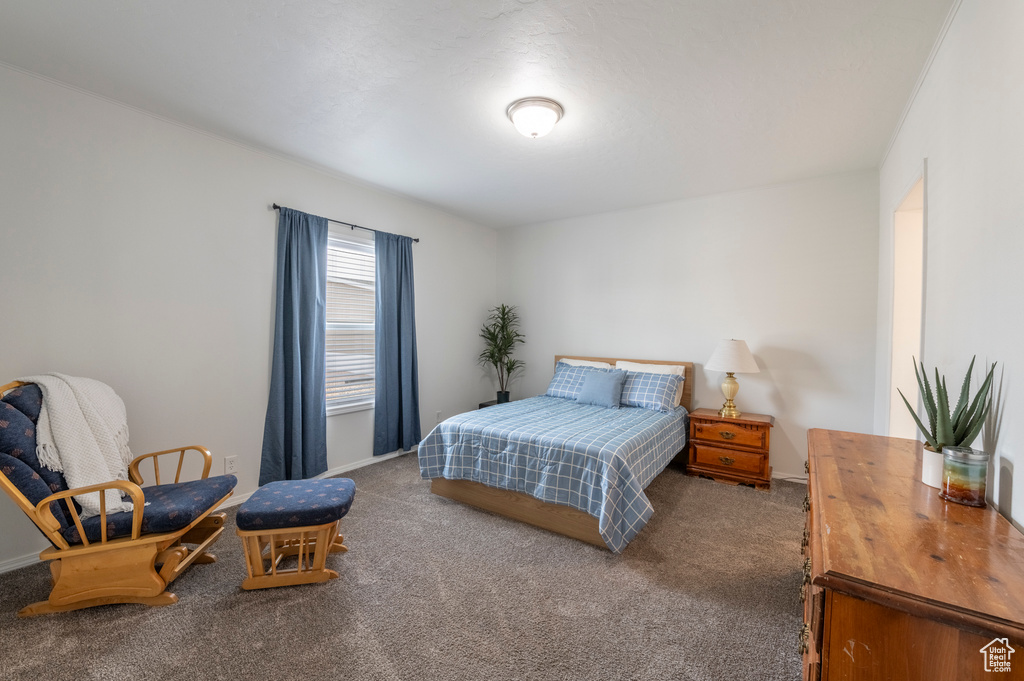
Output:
(898, 356), (996, 451)
(478, 304), (525, 392)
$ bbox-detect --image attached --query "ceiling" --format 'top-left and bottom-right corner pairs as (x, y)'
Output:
(0, 1), (953, 228)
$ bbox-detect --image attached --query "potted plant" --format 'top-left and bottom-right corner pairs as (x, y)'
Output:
(898, 356), (995, 488)
(478, 304), (525, 403)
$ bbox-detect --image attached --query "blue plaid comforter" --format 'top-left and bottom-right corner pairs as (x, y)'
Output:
(418, 396), (688, 552)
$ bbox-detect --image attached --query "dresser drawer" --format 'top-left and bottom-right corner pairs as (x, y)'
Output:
(691, 443), (765, 476)
(692, 420), (767, 450)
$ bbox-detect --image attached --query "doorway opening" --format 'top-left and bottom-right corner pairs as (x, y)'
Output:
(888, 177), (925, 439)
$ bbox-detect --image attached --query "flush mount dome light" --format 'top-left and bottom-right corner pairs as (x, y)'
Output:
(506, 97), (564, 138)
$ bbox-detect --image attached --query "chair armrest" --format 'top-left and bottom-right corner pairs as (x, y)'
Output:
(129, 446), (213, 486)
(35, 480), (146, 548)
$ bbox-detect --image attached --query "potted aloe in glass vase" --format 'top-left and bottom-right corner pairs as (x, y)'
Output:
(478, 304), (525, 404)
(899, 356), (995, 503)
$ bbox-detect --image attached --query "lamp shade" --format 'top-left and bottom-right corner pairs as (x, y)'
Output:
(705, 339), (759, 374)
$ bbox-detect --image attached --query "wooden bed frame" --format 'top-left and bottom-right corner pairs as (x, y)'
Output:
(429, 355), (694, 549)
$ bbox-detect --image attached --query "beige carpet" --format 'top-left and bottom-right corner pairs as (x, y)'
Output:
(0, 454), (805, 681)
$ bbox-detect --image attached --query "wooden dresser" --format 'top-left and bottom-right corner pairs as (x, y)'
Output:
(803, 429), (1024, 681)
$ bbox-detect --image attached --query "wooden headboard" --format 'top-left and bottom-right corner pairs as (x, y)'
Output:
(553, 355), (694, 411)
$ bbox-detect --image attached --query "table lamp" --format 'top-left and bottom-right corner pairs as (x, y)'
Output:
(705, 339), (760, 418)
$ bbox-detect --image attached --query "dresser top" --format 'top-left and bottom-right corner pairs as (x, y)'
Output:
(808, 429), (1024, 634)
(689, 408), (774, 426)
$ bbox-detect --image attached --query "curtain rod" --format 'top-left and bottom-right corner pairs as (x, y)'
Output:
(272, 204), (420, 243)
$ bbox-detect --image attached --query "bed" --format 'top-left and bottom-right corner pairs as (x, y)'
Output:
(418, 356), (693, 552)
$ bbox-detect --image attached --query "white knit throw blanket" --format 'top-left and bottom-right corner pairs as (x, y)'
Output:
(19, 373), (135, 519)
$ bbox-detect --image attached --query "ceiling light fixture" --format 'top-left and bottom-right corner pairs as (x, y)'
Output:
(506, 97), (564, 139)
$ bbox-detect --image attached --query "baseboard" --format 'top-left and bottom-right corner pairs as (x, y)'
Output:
(319, 447), (413, 479)
(216, 447), (415, 510)
(0, 448), (418, 575)
(0, 551), (44, 575)
(772, 471), (808, 484)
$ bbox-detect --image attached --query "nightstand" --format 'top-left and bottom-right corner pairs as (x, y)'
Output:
(479, 398), (515, 409)
(687, 408), (775, 490)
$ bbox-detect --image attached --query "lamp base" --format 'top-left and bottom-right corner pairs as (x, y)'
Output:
(718, 401), (742, 419)
(718, 372), (742, 418)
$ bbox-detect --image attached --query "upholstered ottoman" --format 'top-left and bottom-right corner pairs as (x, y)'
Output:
(235, 478), (356, 590)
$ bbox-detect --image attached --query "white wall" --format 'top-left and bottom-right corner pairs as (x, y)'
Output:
(888, 204), (924, 440)
(875, 0), (1024, 526)
(0, 65), (497, 567)
(497, 171), (880, 479)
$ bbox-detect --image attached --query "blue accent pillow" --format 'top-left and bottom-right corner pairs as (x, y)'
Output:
(620, 372), (683, 412)
(546, 362), (607, 400)
(576, 369), (627, 409)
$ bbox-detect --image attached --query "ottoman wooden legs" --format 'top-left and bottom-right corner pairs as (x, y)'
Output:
(238, 520), (348, 590)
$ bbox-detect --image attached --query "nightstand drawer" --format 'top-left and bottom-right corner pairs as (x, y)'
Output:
(692, 420), (766, 450)
(692, 443), (765, 476)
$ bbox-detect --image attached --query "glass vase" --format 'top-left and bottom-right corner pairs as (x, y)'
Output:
(939, 446), (989, 508)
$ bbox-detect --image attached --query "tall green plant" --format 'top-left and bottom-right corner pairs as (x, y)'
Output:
(898, 356), (996, 451)
(478, 304), (525, 392)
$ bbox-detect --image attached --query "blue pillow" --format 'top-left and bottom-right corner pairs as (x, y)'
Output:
(576, 370), (627, 409)
(546, 362), (610, 400)
(620, 372), (682, 412)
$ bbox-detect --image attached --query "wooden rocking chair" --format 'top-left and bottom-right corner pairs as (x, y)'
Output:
(0, 381), (237, 617)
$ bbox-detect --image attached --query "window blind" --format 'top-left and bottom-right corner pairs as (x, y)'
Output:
(326, 232), (375, 410)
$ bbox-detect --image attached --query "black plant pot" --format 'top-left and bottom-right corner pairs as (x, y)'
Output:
(496, 391), (510, 404)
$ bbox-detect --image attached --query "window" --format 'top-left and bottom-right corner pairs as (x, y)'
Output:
(326, 231), (375, 414)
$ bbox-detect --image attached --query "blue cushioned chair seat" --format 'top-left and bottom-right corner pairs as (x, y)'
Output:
(61, 474), (238, 545)
(236, 478), (356, 531)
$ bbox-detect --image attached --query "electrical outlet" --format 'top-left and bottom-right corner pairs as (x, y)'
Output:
(436, 410), (442, 424)
(224, 456), (239, 475)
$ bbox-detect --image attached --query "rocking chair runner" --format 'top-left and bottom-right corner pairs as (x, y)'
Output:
(0, 381), (237, 617)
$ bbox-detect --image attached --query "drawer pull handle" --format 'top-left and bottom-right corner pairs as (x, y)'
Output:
(801, 528), (809, 550)
(804, 460), (810, 474)
(718, 456), (735, 466)
(799, 585), (806, 604)
(803, 494), (811, 512)
(803, 557), (812, 585)
(798, 624), (810, 655)
(719, 431), (736, 440)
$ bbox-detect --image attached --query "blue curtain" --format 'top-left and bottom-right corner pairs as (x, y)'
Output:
(259, 207), (328, 484)
(373, 231), (421, 456)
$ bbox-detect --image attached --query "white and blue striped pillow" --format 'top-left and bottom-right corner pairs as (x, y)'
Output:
(620, 371), (683, 412)
(546, 362), (613, 400)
